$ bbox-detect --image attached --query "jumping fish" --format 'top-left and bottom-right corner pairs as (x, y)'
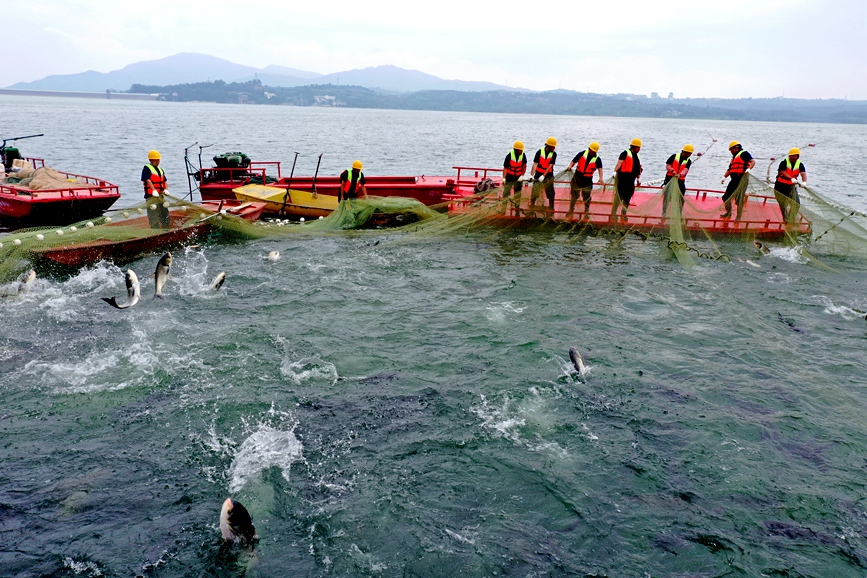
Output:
(102, 269), (141, 309)
(153, 252), (172, 299)
(219, 498), (257, 547)
(209, 271), (227, 291)
(569, 347), (588, 378)
(17, 270), (36, 294)
(753, 240), (771, 255)
(267, 251), (280, 262)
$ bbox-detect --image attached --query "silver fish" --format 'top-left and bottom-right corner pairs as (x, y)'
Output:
(16, 270), (36, 294)
(753, 240), (771, 255)
(569, 347), (587, 378)
(209, 271), (227, 291)
(102, 269), (141, 309)
(153, 252), (172, 299)
(219, 498), (257, 547)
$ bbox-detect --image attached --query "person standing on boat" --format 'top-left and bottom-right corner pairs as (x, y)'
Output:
(662, 144), (694, 216)
(773, 148), (807, 224)
(502, 141), (527, 211)
(529, 137), (558, 212)
(566, 142), (603, 219)
(142, 149), (170, 229)
(720, 141), (755, 219)
(611, 138), (643, 220)
(339, 160), (368, 201)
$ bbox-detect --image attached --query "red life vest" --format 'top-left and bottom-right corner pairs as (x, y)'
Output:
(777, 159), (802, 185)
(144, 164), (166, 196)
(618, 150), (635, 174)
(504, 149), (527, 177)
(536, 147), (554, 176)
(666, 154), (691, 180)
(576, 150), (599, 178)
(341, 168), (363, 193)
(728, 150), (746, 174)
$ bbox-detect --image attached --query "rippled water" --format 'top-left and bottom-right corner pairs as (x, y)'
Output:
(2, 96), (867, 577)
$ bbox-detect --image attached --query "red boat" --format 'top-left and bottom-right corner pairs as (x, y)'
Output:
(189, 150), (488, 206)
(31, 200), (265, 268)
(445, 172), (812, 240)
(1, 137), (121, 227)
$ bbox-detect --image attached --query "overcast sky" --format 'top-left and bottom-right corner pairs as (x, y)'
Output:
(6, 0), (866, 99)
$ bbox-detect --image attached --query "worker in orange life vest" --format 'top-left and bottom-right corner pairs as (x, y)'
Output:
(662, 144), (693, 216)
(142, 149), (170, 229)
(566, 142), (603, 218)
(611, 138), (642, 220)
(720, 141), (755, 219)
(529, 137), (558, 212)
(773, 147), (807, 223)
(502, 141), (528, 209)
(339, 160), (368, 201)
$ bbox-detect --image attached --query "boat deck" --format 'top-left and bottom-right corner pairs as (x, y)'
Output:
(446, 182), (810, 239)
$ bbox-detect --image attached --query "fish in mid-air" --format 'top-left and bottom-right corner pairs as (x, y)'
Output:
(209, 271), (227, 291)
(102, 269), (141, 309)
(220, 498), (257, 547)
(153, 252), (172, 299)
(267, 251), (280, 262)
(569, 347), (588, 378)
(753, 240), (771, 255)
(17, 270), (36, 294)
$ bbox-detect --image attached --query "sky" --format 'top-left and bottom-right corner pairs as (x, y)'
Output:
(6, 0), (867, 99)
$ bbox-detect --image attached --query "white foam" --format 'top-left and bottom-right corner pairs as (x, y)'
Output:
(228, 424), (303, 493)
(485, 301), (526, 323)
(62, 557), (103, 576)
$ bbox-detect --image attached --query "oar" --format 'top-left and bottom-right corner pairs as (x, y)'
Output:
(280, 151), (299, 216)
(311, 154), (322, 199)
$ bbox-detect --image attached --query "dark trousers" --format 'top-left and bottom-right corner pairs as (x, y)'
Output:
(530, 175), (555, 210)
(146, 196), (170, 229)
(569, 178), (592, 215)
(662, 176), (686, 216)
(774, 182), (800, 223)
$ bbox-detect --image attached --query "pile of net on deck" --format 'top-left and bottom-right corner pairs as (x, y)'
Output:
(2, 166), (98, 190)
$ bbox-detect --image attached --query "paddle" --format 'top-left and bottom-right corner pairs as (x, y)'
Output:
(311, 154), (322, 199)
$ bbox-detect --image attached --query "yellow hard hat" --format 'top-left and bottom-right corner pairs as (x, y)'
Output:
(729, 141), (741, 149)
(545, 137), (557, 147)
(682, 144), (695, 153)
(513, 141), (524, 151)
(148, 150), (161, 160)
(788, 147), (800, 156)
(588, 142), (600, 152)
(630, 138), (642, 147)
(352, 160), (363, 170)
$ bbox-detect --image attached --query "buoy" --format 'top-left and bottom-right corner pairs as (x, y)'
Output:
(216, 215), (222, 220)
(220, 209), (228, 215)
(299, 217), (305, 223)
(104, 217), (112, 223)
(318, 216), (323, 219)
(36, 234), (44, 241)
(69, 226), (77, 232)
(148, 204), (156, 211)
(55, 230), (64, 236)
(122, 212), (130, 218)
(86, 222), (94, 228)
(0, 242), (3, 248)
(14, 239), (23, 245)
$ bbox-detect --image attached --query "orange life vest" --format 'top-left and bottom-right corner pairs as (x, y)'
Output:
(666, 154), (691, 180)
(777, 159), (802, 185)
(728, 150), (746, 174)
(575, 150), (599, 178)
(341, 168), (363, 193)
(536, 147), (554, 176)
(618, 150), (636, 174)
(505, 149), (527, 177)
(143, 164), (166, 196)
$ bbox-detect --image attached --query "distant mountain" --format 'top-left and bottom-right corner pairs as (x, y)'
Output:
(315, 65), (524, 93)
(7, 53), (320, 92)
(6, 53), (521, 94)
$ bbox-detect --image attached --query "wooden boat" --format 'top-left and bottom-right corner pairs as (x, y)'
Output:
(446, 179), (812, 240)
(31, 200), (265, 268)
(0, 158), (121, 227)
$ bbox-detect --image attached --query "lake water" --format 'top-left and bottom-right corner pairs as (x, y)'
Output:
(2, 96), (867, 577)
